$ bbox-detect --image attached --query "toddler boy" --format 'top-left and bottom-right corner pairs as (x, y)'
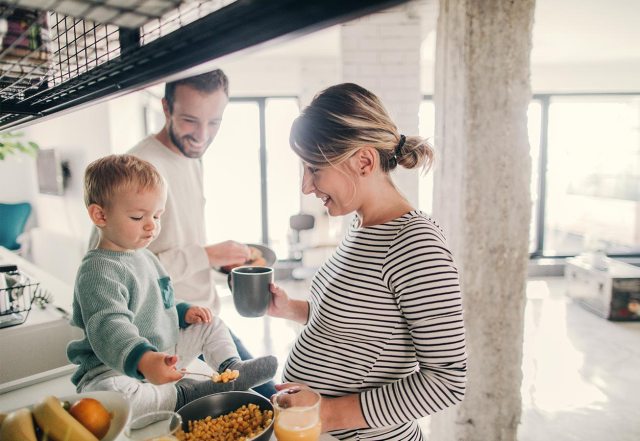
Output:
(67, 154), (276, 416)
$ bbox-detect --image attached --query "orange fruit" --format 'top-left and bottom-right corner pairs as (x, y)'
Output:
(68, 398), (112, 439)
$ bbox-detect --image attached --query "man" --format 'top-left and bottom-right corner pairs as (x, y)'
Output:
(129, 70), (247, 312)
(130, 69), (276, 397)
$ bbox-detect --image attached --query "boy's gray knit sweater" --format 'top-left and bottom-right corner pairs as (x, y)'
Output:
(67, 248), (189, 386)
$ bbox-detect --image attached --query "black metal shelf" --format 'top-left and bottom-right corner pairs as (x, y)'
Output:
(0, 0), (406, 131)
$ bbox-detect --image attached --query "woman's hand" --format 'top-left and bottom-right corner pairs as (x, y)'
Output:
(268, 283), (291, 318)
(137, 352), (183, 385)
(268, 283), (310, 324)
(185, 305), (212, 324)
(272, 383), (367, 433)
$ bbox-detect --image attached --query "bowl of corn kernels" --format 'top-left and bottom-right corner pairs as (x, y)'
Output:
(176, 391), (274, 441)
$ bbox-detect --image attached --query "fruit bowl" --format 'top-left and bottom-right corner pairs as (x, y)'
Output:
(4, 391), (130, 441)
(61, 391), (130, 441)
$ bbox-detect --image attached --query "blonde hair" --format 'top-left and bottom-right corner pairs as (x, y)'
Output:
(289, 83), (434, 172)
(84, 154), (164, 208)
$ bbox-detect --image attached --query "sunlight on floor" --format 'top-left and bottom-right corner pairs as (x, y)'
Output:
(522, 280), (608, 413)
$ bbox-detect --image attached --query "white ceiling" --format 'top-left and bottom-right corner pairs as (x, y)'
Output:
(249, 0), (640, 65)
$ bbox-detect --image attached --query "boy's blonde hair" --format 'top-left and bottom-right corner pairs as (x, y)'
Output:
(84, 154), (164, 208)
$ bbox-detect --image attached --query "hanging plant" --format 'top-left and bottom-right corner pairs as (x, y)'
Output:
(0, 131), (39, 160)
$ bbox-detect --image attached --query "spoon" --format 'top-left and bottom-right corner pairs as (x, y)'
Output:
(180, 369), (239, 383)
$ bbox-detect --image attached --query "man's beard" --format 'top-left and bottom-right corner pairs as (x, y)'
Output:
(168, 121), (211, 159)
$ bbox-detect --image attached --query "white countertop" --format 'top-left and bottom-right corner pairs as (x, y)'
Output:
(0, 369), (336, 441)
(0, 246), (81, 389)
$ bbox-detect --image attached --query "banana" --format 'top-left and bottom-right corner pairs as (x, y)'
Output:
(32, 396), (99, 441)
(0, 407), (38, 441)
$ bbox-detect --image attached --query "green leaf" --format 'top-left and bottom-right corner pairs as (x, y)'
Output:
(0, 131), (38, 160)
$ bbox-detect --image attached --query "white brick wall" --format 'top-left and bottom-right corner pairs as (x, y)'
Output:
(299, 58), (341, 107)
(341, 4), (423, 206)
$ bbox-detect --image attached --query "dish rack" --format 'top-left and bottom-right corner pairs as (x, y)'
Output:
(0, 264), (39, 329)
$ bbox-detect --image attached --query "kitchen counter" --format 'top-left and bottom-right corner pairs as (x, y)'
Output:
(0, 369), (336, 441)
(0, 246), (82, 391)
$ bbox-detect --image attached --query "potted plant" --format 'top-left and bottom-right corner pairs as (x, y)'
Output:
(0, 131), (38, 160)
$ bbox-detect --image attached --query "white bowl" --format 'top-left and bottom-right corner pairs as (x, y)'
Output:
(13, 390), (130, 441)
(61, 391), (130, 441)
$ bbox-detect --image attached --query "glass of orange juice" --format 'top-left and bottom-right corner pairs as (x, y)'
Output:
(273, 386), (322, 441)
(125, 410), (182, 440)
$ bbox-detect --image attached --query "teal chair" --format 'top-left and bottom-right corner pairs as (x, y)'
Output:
(0, 202), (32, 251)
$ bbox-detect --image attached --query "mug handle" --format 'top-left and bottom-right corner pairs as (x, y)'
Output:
(227, 272), (233, 291)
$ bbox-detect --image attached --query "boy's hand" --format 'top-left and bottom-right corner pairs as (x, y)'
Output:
(138, 351), (183, 385)
(185, 305), (212, 324)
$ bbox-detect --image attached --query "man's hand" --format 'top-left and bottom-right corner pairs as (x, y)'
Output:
(137, 352), (183, 385)
(185, 305), (212, 324)
(205, 240), (250, 267)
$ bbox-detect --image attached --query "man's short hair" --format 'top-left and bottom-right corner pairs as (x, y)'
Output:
(164, 69), (229, 113)
(84, 154), (164, 208)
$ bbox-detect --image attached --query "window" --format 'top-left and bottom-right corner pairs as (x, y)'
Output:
(528, 100), (542, 254)
(265, 98), (303, 258)
(420, 94), (640, 259)
(543, 95), (640, 256)
(203, 97), (300, 257)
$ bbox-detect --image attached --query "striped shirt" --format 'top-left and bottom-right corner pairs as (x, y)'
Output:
(282, 211), (466, 440)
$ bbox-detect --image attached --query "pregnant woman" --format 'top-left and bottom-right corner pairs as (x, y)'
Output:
(268, 83), (467, 441)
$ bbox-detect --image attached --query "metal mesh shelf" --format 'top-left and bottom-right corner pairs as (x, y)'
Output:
(0, 0), (405, 131)
(0, 1), (230, 106)
(2, 0), (187, 28)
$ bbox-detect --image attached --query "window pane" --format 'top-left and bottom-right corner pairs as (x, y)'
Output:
(203, 101), (262, 244)
(545, 96), (640, 256)
(528, 101), (542, 254)
(266, 98), (301, 258)
(418, 100), (435, 214)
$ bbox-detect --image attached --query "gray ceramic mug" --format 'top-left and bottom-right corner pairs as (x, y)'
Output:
(230, 266), (273, 317)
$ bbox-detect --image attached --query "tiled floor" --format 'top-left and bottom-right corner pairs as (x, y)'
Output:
(221, 276), (640, 441)
(518, 278), (639, 441)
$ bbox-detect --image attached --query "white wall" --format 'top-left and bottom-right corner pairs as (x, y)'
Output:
(107, 93), (147, 153)
(0, 154), (37, 204)
(420, 61), (640, 96)
(221, 59), (306, 96)
(531, 60), (640, 93)
(2, 98), (143, 283)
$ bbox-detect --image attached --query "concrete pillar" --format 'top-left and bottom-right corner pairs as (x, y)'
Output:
(341, 2), (424, 207)
(430, 1), (535, 441)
